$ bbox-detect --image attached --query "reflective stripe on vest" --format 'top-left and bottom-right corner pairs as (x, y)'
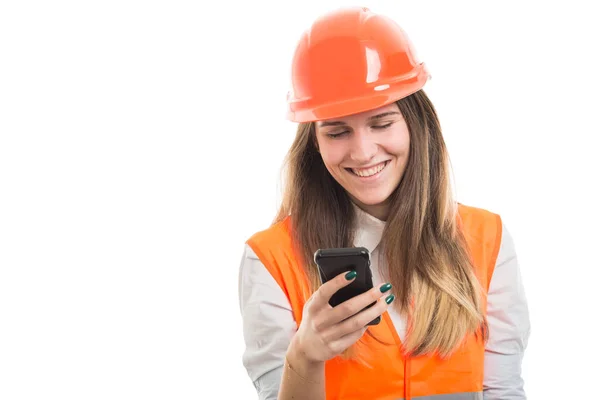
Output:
(247, 204), (502, 400)
(410, 392), (483, 400)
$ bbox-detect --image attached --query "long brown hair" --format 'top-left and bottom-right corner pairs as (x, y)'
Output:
(274, 90), (488, 358)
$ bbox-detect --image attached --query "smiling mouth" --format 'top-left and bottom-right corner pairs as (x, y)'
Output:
(346, 161), (389, 177)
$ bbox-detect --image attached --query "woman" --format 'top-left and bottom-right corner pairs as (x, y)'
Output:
(238, 6), (530, 400)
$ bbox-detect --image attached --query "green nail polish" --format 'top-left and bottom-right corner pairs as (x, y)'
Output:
(380, 283), (392, 293)
(385, 294), (395, 304)
(345, 270), (357, 280)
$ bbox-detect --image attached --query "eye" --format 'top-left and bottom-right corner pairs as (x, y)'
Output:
(372, 122), (393, 130)
(326, 131), (349, 139)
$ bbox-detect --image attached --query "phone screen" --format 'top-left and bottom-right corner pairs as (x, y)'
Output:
(314, 247), (380, 325)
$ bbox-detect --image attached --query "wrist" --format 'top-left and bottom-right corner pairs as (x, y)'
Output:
(286, 336), (325, 380)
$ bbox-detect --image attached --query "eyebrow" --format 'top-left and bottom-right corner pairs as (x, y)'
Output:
(317, 111), (400, 127)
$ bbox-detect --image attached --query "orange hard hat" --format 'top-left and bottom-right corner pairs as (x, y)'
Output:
(286, 7), (430, 123)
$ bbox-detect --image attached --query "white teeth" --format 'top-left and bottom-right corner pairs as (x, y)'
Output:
(351, 162), (386, 177)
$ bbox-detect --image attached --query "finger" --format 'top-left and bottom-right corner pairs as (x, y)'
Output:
(327, 325), (368, 355)
(326, 282), (393, 325)
(311, 269), (357, 310)
(330, 293), (394, 340)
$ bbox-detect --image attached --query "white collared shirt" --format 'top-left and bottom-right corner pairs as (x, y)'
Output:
(238, 206), (531, 399)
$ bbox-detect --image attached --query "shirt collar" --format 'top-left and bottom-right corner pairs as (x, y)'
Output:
(351, 202), (385, 253)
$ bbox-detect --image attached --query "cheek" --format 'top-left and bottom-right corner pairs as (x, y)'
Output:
(386, 128), (410, 156)
(319, 143), (347, 168)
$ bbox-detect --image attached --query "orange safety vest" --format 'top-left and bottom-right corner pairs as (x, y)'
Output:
(246, 204), (502, 400)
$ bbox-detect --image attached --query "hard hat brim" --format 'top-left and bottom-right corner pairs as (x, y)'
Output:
(287, 63), (430, 123)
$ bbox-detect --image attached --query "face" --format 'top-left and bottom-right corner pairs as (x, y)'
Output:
(314, 103), (410, 220)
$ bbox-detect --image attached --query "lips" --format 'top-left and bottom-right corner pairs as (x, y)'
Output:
(347, 161), (389, 177)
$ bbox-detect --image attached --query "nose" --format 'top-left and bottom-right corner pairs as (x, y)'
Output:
(349, 129), (377, 164)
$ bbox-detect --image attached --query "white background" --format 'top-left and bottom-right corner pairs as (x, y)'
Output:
(1, 1), (598, 399)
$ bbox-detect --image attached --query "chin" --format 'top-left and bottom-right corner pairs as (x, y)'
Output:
(350, 192), (391, 207)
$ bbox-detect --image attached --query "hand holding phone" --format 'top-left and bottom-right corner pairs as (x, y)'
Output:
(314, 246), (382, 326)
(287, 264), (394, 365)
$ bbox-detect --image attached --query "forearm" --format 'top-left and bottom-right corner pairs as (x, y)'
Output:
(278, 340), (326, 400)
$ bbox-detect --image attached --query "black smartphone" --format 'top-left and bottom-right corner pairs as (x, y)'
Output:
(313, 246), (380, 326)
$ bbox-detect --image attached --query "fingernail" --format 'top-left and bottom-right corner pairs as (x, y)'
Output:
(345, 270), (357, 280)
(385, 294), (395, 304)
(379, 283), (392, 293)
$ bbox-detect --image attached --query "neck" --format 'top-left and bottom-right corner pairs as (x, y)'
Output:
(350, 197), (390, 222)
